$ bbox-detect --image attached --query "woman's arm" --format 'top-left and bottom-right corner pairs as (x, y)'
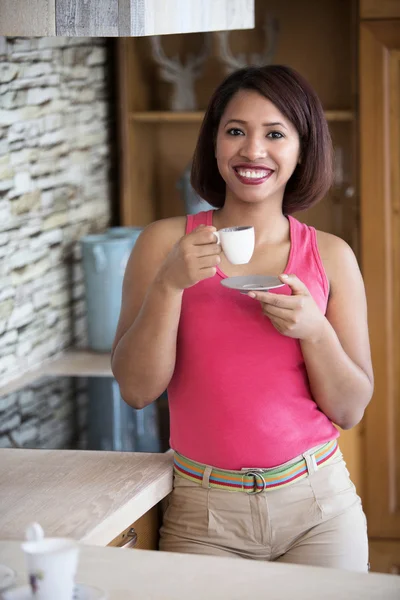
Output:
(111, 218), (186, 409)
(248, 233), (373, 430)
(111, 218), (221, 409)
(299, 232), (373, 429)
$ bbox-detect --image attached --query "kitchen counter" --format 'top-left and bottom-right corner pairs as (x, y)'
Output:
(1, 540), (400, 600)
(0, 448), (173, 545)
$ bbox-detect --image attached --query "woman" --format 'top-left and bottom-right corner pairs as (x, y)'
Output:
(111, 65), (373, 571)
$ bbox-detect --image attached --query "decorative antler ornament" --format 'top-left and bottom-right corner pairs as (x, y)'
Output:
(216, 16), (279, 75)
(150, 34), (212, 111)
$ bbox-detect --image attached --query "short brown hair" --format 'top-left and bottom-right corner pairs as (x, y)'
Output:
(191, 65), (333, 215)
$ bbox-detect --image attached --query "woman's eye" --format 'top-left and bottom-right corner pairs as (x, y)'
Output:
(267, 131), (284, 139)
(226, 128), (244, 136)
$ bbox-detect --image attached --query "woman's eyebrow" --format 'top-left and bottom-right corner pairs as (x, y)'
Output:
(224, 118), (288, 129)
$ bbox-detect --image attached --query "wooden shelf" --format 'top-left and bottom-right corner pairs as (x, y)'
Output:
(129, 110), (355, 123)
(0, 350), (112, 397)
(130, 111), (205, 123)
(324, 110), (355, 121)
(46, 350), (112, 378)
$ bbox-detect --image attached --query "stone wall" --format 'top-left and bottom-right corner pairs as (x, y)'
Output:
(0, 37), (114, 449)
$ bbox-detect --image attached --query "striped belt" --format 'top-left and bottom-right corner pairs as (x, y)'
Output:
(174, 440), (339, 494)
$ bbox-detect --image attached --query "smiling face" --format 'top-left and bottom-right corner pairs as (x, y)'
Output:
(215, 89), (301, 207)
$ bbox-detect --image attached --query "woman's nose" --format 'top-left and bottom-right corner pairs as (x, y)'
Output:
(239, 136), (267, 161)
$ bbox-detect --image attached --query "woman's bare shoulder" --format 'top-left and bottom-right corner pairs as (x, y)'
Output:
(142, 215), (187, 242)
(135, 215), (187, 255)
(315, 230), (356, 261)
(315, 230), (362, 293)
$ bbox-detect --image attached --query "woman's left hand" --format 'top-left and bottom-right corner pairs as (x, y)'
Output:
(248, 273), (326, 342)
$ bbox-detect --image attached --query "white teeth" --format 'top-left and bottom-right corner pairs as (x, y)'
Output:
(236, 169), (269, 179)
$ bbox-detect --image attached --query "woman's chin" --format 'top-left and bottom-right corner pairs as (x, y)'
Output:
(226, 181), (284, 206)
(233, 190), (276, 205)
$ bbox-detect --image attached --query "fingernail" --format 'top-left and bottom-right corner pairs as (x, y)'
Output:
(248, 292), (256, 298)
(281, 274), (289, 279)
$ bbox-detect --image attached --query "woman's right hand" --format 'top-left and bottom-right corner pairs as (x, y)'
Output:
(156, 225), (222, 291)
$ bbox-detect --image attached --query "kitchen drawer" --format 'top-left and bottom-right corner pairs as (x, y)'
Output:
(108, 504), (160, 550)
(369, 540), (400, 574)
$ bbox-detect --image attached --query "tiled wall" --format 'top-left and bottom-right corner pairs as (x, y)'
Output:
(0, 36), (114, 448)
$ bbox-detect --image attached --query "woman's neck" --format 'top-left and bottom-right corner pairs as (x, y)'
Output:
(213, 201), (290, 247)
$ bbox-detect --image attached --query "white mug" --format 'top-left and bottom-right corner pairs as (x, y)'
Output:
(214, 226), (255, 264)
(22, 537), (79, 600)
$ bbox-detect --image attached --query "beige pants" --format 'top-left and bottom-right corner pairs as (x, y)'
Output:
(159, 446), (369, 572)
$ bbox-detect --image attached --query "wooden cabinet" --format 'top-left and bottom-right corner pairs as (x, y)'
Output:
(369, 541), (400, 576)
(108, 504), (160, 550)
(359, 3), (400, 573)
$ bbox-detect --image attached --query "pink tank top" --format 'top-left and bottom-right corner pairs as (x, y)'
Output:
(167, 210), (339, 469)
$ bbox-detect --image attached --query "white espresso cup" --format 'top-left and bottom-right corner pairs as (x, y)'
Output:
(21, 537), (79, 600)
(214, 226), (255, 264)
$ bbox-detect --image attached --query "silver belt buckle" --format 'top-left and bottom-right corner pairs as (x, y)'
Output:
(244, 469), (267, 494)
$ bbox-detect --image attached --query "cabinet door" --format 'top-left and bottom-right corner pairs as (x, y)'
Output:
(108, 504), (160, 550)
(369, 540), (400, 575)
(360, 19), (400, 539)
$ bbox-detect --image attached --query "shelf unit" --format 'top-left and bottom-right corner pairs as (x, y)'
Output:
(0, 350), (112, 397)
(123, 108), (355, 226)
(117, 0), (359, 251)
(129, 110), (355, 123)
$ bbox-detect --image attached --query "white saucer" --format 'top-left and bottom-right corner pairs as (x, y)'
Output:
(0, 564), (16, 591)
(221, 275), (285, 293)
(2, 583), (107, 600)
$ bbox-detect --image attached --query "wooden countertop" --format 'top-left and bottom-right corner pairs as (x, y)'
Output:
(0, 449), (173, 545)
(1, 541), (400, 600)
